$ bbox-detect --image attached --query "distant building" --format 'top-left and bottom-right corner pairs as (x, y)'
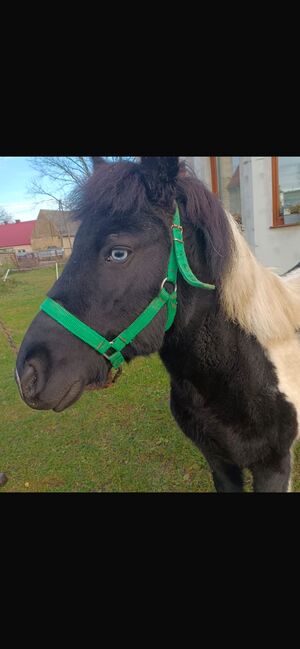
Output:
(0, 218), (63, 255)
(37, 210), (79, 257)
(0, 220), (36, 254)
(0, 211), (79, 259)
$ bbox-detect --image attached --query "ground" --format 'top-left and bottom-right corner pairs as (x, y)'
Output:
(1, 267), (300, 493)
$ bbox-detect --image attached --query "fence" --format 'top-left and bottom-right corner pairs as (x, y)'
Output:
(0, 252), (18, 269)
(14, 250), (64, 270)
(1, 249), (66, 284)
(1, 249), (65, 270)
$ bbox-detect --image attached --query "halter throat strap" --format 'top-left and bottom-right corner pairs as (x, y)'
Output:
(40, 205), (215, 370)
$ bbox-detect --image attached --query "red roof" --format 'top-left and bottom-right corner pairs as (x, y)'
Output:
(0, 221), (36, 249)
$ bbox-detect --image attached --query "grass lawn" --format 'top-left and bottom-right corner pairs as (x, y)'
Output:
(1, 267), (300, 493)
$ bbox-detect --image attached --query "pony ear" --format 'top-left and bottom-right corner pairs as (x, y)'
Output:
(140, 157), (180, 184)
(90, 157), (107, 171)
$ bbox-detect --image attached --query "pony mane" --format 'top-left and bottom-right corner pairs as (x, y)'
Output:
(220, 212), (300, 345)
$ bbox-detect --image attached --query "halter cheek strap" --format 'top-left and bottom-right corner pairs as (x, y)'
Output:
(40, 205), (215, 370)
(172, 208), (215, 291)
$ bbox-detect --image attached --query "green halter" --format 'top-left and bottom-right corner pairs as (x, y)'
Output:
(40, 205), (215, 370)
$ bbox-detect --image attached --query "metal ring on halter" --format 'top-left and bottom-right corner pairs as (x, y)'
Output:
(160, 277), (177, 294)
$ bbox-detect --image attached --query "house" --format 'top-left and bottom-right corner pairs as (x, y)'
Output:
(184, 157), (300, 273)
(0, 220), (36, 254)
(0, 210), (79, 263)
(37, 210), (79, 257)
(0, 218), (62, 258)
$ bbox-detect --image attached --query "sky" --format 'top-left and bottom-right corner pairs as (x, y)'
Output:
(0, 157), (58, 222)
(0, 157), (138, 223)
(0, 156), (245, 223)
(0, 157), (131, 222)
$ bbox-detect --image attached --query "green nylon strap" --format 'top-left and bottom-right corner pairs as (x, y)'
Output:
(165, 292), (177, 331)
(109, 286), (175, 354)
(166, 243), (178, 286)
(40, 203), (215, 371)
(164, 244), (178, 331)
(102, 350), (125, 369)
(41, 298), (111, 354)
(40, 285), (177, 370)
(172, 206), (215, 291)
(40, 297), (125, 366)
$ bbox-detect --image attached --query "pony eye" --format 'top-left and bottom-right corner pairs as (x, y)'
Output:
(111, 249), (129, 262)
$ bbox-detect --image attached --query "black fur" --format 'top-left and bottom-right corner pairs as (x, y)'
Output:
(16, 157), (298, 492)
(140, 156), (180, 184)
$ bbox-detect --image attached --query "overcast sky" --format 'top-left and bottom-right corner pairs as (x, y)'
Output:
(1, 156), (272, 223)
(0, 157), (57, 222)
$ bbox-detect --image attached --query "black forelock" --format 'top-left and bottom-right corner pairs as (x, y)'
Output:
(73, 160), (147, 222)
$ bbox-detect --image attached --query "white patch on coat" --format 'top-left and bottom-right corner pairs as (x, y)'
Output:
(220, 212), (300, 478)
(220, 212), (300, 347)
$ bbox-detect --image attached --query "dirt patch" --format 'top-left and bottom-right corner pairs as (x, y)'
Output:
(0, 317), (18, 356)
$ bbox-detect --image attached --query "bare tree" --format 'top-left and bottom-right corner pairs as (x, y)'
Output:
(27, 157), (135, 210)
(27, 157), (93, 210)
(0, 206), (13, 224)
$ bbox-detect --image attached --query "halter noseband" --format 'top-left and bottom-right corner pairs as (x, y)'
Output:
(40, 205), (215, 370)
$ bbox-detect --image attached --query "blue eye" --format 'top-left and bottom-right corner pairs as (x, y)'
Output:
(111, 249), (129, 262)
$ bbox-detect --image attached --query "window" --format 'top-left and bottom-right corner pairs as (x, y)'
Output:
(210, 157), (242, 226)
(272, 157), (300, 227)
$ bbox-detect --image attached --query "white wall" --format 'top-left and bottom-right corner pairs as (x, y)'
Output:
(241, 157), (300, 273)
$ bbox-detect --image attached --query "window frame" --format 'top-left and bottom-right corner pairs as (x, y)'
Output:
(210, 157), (219, 194)
(211, 156), (294, 228)
(272, 157), (284, 227)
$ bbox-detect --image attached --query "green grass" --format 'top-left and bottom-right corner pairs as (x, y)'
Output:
(1, 268), (300, 493)
(0, 268), (215, 492)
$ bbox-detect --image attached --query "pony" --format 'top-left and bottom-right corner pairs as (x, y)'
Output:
(15, 157), (300, 492)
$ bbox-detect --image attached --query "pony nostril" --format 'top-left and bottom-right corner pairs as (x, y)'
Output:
(21, 364), (38, 398)
(20, 359), (46, 400)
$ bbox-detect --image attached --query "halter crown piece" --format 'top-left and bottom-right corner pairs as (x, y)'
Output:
(40, 205), (215, 370)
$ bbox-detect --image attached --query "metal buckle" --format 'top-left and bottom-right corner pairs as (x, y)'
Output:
(172, 223), (183, 243)
(103, 346), (117, 361)
(160, 277), (177, 294)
